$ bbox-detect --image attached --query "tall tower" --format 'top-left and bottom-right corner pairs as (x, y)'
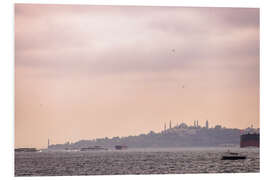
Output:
(196, 120), (199, 127)
(206, 120), (209, 129)
(194, 120), (196, 127)
(169, 120), (172, 129)
(164, 123), (166, 132)
(48, 139), (50, 149)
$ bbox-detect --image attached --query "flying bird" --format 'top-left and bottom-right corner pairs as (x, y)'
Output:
(178, 83), (185, 88)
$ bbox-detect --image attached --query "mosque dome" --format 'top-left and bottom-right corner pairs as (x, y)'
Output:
(179, 123), (188, 129)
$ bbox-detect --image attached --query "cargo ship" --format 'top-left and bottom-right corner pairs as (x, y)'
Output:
(80, 146), (108, 151)
(240, 133), (259, 148)
(115, 145), (128, 150)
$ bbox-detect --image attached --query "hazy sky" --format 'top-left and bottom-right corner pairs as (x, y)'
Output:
(15, 4), (259, 148)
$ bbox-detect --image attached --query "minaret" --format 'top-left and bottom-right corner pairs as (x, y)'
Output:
(48, 139), (50, 149)
(169, 120), (172, 129)
(164, 123), (166, 132)
(197, 120), (199, 127)
(206, 120), (209, 129)
(194, 120), (196, 127)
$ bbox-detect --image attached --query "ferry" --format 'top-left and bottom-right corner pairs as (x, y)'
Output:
(221, 152), (246, 160)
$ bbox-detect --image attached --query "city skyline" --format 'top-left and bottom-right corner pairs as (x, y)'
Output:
(46, 119), (259, 150)
(24, 119), (259, 148)
(15, 4), (259, 148)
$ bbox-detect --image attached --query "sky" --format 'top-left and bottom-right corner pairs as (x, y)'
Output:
(15, 4), (259, 148)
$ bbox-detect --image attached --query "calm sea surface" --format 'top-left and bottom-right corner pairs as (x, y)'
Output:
(15, 148), (259, 176)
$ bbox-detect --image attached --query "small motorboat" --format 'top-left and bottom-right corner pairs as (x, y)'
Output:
(221, 151), (247, 160)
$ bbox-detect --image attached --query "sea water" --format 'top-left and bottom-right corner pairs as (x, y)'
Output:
(15, 147), (259, 176)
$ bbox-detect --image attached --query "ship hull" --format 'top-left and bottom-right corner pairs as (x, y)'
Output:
(115, 145), (128, 150)
(15, 148), (38, 152)
(240, 133), (259, 148)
